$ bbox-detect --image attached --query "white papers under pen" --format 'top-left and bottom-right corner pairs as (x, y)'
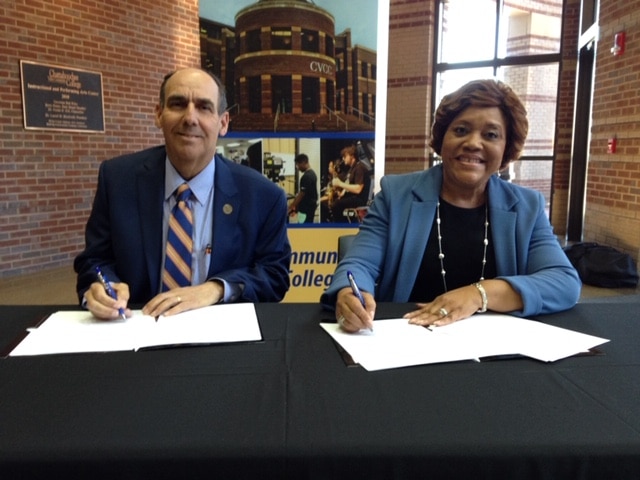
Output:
(9, 303), (262, 356)
(320, 313), (609, 371)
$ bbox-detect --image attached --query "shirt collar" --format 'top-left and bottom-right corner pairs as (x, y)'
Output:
(164, 156), (216, 206)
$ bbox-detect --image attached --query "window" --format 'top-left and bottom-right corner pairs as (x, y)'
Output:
(326, 80), (335, 110)
(302, 77), (320, 113)
(301, 29), (319, 53)
(272, 76), (292, 113)
(361, 62), (369, 78)
(246, 29), (261, 53)
(325, 35), (334, 57)
(434, 0), (563, 208)
(271, 27), (292, 50)
(248, 76), (262, 113)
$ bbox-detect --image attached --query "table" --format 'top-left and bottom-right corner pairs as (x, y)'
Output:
(1, 300), (639, 479)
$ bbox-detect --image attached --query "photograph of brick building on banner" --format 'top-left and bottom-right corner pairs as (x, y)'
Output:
(199, 0), (378, 224)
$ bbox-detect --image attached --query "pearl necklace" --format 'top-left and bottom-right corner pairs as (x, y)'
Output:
(436, 199), (489, 292)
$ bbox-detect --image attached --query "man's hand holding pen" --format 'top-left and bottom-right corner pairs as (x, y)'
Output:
(86, 280), (226, 321)
(85, 280), (131, 321)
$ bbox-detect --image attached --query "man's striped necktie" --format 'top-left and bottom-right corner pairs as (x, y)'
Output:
(162, 183), (193, 291)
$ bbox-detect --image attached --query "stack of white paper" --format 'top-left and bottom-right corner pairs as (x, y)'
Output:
(320, 313), (609, 371)
(9, 303), (262, 357)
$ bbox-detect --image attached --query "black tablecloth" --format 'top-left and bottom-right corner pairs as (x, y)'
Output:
(1, 301), (639, 479)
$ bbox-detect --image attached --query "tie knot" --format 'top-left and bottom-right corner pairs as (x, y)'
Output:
(175, 183), (192, 203)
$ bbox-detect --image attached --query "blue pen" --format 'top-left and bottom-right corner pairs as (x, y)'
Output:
(347, 270), (373, 331)
(95, 266), (127, 321)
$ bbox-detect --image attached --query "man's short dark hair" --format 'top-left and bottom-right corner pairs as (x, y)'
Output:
(159, 68), (228, 114)
(294, 154), (309, 164)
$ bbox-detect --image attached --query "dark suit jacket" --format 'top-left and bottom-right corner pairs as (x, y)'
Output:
(74, 146), (291, 305)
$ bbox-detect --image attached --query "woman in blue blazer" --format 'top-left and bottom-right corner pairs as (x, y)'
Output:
(321, 79), (581, 332)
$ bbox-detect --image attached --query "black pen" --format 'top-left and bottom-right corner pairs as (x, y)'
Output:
(347, 270), (373, 332)
(95, 266), (127, 321)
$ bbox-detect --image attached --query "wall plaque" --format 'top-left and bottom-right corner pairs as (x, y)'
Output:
(20, 60), (105, 133)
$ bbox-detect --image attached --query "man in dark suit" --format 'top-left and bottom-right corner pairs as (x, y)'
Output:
(75, 68), (291, 319)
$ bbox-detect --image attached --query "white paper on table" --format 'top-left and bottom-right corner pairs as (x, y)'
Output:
(321, 319), (484, 371)
(136, 303), (262, 350)
(8, 303), (261, 356)
(320, 313), (609, 371)
(435, 314), (609, 362)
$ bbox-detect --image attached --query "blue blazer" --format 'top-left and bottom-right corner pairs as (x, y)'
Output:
(75, 146), (291, 304)
(321, 165), (581, 316)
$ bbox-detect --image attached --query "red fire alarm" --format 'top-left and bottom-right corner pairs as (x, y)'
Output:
(608, 137), (617, 154)
(611, 31), (625, 56)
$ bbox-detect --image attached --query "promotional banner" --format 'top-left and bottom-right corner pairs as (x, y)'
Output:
(198, 0), (388, 300)
(283, 226), (359, 302)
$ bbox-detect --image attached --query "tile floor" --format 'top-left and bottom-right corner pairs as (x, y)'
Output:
(0, 265), (637, 305)
(0, 266), (78, 305)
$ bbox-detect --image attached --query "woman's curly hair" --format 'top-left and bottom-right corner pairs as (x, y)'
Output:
(429, 79), (528, 170)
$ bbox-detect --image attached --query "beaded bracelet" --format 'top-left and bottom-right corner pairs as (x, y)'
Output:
(473, 282), (488, 313)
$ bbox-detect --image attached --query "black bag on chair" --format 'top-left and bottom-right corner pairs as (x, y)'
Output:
(563, 242), (639, 288)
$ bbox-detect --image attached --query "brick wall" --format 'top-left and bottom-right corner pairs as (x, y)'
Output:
(384, 0), (639, 265)
(585, 0), (640, 260)
(385, 0), (434, 174)
(385, 0), (577, 219)
(0, 0), (200, 278)
(550, 0), (579, 233)
(2, 0), (639, 279)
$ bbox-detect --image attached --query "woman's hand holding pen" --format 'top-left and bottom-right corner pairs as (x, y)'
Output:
(85, 281), (131, 321)
(335, 287), (375, 333)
